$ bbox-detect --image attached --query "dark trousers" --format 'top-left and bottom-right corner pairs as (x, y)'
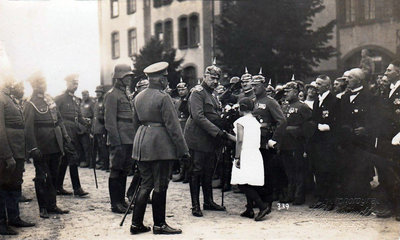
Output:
(92, 134), (109, 169)
(0, 158), (24, 222)
(281, 150), (305, 201)
(238, 184), (266, 210)
(77, 133), (92, 166)
(57, 156), (81, 191)
(259, 149), (274, 203)
(34, 153), (61, 210)
(132, 160), (173, 226)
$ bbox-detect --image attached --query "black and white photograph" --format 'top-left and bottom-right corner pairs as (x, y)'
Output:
(0, 0), (400, 239)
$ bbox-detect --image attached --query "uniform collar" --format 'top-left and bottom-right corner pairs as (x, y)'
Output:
(114, 81), (126, 91)
(201, 82), (214, 94)
(389, 80), (400, 98)
(66, 90), (75, 97)
(318, 90), (330, 102)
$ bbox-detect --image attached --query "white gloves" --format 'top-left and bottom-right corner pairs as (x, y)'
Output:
(318, 124), (330, 132)
(391, 132), (400, 146)
(267, 139), (277, 149)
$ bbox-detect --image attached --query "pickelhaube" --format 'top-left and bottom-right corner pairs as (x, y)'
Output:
(204, 58), (221, 78)
(241, 67), (252, 83)
(230, 76), (240, 84)
(176, 77), (187, 90)
(251, 68), (266, 84)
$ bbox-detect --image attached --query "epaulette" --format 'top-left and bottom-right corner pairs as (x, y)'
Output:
(191, 85), (203, 93)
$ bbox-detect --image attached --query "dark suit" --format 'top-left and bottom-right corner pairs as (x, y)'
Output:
(0, 89), (25, 223)
(337, 87), (376, 208)
(309, 91), (339, 204)
(24, 93), (66, 211)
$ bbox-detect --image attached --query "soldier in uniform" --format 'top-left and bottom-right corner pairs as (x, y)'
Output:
(104, 64), (135, 214)
(280, 81), (312, 205)
(92, 85), (109, 171)
(184, 63), (231, 217)
(55, 74), (89, 197)
(130, 62), (190, 235)
(24, 72), (70, 218)
(172, 79), (190, 183)
(248, 72), (286, 216)
(78, 90), (95, 168)
(0, 77), (35, 235)
(308, 75), (339, 211)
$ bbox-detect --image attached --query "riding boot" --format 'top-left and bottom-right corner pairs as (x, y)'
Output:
(152, 190), (167, 226)
(132, 189), (151, 225)
(189, 174), (203, 217)
(70, 165), (81, 191)
(202, 172), (225, 211)
(119, 176), (128, 206)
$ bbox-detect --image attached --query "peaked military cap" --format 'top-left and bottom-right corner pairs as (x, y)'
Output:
(95, 85), (105, 93)
(27, 71), (46, 87)
(136, 79), (149, 87)
(65, 73), (79, 83)
(230, 76), (240, 84)
(144, 62), (169, 76)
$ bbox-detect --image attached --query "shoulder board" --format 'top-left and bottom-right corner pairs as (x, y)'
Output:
(191, 85), (203, 93)
(267, 96), (274, 100)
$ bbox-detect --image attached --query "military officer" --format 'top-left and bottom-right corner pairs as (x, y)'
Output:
(172, 79), (190, 183)
(54, 74), (89, 197)
(24, 72), (70, 218)
(78, 90), (94, 168)
(246, 72), (286, 217)
(0, 77), (35, 235)
(130, 62), (189, 235)
(308, 75), (339, 211)
(280, 81), (312, 205)
(92, 85), (109, 171)
(104, 64), (135, 214)
(184, 63), (231, 217)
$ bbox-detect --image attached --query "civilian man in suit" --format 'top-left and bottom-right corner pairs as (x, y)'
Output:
(308, 75), (339, 211)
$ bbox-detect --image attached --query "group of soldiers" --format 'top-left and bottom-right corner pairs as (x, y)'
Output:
(1, 57), (400, 236)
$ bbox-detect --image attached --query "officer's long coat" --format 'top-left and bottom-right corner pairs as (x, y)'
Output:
(184, 83), (222, 153)
(131, 86), (188, 161)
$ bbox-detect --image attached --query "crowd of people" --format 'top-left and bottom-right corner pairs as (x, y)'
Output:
(1, 57), (400, 236)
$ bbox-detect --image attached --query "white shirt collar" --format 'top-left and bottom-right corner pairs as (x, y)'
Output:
(389, 80), (400, 98)
(318, 91), (330, 106)
(336, 91), (346, 99)
(351, 86), (363, 93)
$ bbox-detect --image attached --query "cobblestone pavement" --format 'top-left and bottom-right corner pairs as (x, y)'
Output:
(2, 163), (400, 240)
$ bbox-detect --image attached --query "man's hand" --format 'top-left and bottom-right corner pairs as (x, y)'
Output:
(267, 139), (277, 149)
(181, 153), (191, 161)
(392, 132), (400, 146)
(318, 124), (330, 132)
(5, 157), (16, 171)
(31, 149), (42, 162)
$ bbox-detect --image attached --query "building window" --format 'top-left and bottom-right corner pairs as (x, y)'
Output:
(345, 0), (356, 23)
(178, 16), (188, 49)
(127, 0), (136, 14)
(164, 20), (173, 49)
(189, 14), (200, 48)
(155, 22), (163, 41)
(111, 31), (120, 59)
(364, 0), (376, 20)
(111, 0), (119, 18)
(128, 28), (137, 57)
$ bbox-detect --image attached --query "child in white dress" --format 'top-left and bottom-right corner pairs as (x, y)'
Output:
(230, 97), (270, 221)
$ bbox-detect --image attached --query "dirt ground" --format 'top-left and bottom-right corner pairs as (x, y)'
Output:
(1, 163), (400, 240)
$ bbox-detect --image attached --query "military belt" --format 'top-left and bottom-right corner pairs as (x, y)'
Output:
(142, 122), (164, 127)
(5, 122), (24, 129)
(117, 117), (133, 123)
(63, 116), (78, 122)
(35, 122), (58, 128)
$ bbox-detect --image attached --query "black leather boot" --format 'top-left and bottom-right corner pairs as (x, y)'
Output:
(0, 220), (17, 235)
(132, 189), (151, 227)
(189, 175), (203, 217)
(109, 178), (125, 213)
(152, 190), (167, 226)
(203, 173), (225, 211)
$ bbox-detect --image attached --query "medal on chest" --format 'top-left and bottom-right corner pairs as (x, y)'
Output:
(257, 103), (266, 109)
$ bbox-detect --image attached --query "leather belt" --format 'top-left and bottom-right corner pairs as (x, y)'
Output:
(117, 117), (133, 123)
(63, 116), (78, 122)
(142, 122), (164, 127)
(35, 122), (58, 128)
(5, 122), (24, 129)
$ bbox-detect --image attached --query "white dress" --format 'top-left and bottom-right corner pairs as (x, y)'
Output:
(230, 114), (264, 186)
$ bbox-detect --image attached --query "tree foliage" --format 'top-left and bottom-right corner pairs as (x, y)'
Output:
(215, 0), (336, 83)
(133, 37), (183, 88)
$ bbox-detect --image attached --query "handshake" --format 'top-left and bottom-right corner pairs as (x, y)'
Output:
(217, 130), (236, 142)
